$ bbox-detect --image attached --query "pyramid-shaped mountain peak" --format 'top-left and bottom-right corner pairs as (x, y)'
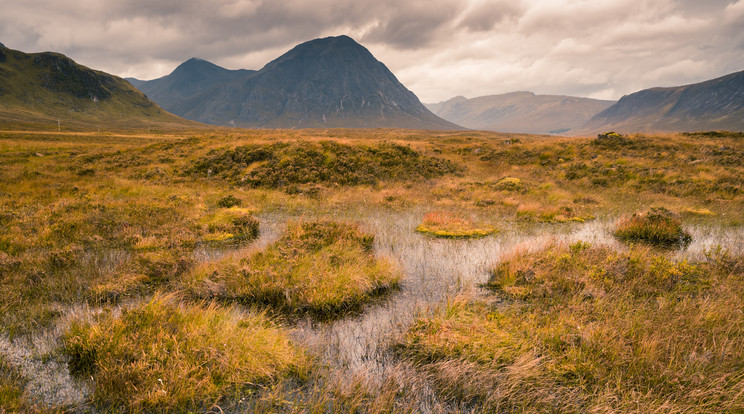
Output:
(131, 35), (462, 129)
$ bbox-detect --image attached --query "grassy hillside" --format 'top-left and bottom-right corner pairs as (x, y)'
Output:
(0, 45), (198, 131)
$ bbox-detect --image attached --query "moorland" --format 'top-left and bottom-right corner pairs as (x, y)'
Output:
(0, 127), (742, 412)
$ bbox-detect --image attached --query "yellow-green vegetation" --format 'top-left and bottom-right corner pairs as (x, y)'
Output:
(0, 128), (742, 411)
(0, 45), (195, 131)
(614, 207), (692, 246)
(199, 207), (259, 244)
(185, 220), (401, 315)
(0, 355), (37, 413)
(401, 242), (744, 412)
(682, 207), (716, 216)
(63, 294), (310, 412)
(415, 211), (497, 238)
(189, 140), (463, 191)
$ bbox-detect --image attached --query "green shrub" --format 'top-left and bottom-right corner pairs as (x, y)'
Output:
(217, 195), (241, 208)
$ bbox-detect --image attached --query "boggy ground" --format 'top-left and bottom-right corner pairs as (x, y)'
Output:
(0, 128), (742, 412)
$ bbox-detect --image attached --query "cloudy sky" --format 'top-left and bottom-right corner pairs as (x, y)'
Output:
(1, 0), (742, 102)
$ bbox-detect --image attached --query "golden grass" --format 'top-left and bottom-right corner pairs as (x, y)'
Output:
(415, 211), (498, 239)
(63, 294), (310, 412)
(184, 220), (402, 315)
(401, 242), (744, 412)
(0, 355), (37, 413)
(0, 128), (742, 410)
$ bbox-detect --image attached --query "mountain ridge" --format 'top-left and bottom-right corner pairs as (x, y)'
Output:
(578, 69), (744, 134)
(427, 92), (615, 134)
(129, 35), (462, 130)
(0, 44), (194, 130)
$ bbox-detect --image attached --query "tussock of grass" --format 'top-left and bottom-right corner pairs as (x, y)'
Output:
(401, 243), (744, 412)
(63, 294), (310, 412)
(494, 176), (524, 192)
(199, 207), (259, 244)
(415, 211), (497, 239)
(0, 355), (37, 413)
(184, 220), (401, 315)
(614, 207), (692, 246)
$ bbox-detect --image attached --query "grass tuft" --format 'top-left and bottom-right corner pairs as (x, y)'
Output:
(184, 220), (401, 316)
(416, 211), (497, 239)
(63, 294), (310, 412)
(199, 207), (259, 245)
(614, 207), (692, 246)
(401, 243), (744, 412)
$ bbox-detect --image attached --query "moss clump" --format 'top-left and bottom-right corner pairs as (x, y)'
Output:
(614, 208), (691, 246)
(63, 294), (310, 412)
(416, 212), (497, 239)
(189, 141), (463, 189)
(184, 221), (401, 315)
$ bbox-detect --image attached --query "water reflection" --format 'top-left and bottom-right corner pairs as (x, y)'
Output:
(290, 210), (744, 384)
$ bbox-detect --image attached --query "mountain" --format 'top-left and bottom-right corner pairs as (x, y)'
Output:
(426, 92), (615, 134)
(130, 35), (462, 130)
(579, 70), (744, 134)
(127, 58), (253, 114)
(0, 44), (194, 130)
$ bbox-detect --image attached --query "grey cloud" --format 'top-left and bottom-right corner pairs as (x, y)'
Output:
(361, 0), (467, 48)
(458, 0), (524, 32)
(0, 0), (741, 102)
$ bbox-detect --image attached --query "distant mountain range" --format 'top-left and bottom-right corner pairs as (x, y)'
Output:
(129, 36), (461, 130)
(125, 58), (253, 115)
(0, 44), (192, 130)
(2, 35), (741, 134)
(426, 92), (615, 134)
(578, 69), (744, 134)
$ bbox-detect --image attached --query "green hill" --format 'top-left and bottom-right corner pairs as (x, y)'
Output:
(0, 44), (196, 131)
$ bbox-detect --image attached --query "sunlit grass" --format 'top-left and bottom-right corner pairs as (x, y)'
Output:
(0, 129), (742, 410)
(0, 354), (37, 413)
(184, 220), (402, 315)
(415, 211), (497, 238)
(401, 242), (744, 412)
(63, 294), (310, 412)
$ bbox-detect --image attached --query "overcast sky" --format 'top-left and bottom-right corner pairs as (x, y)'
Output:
(1, 0), (742, 102)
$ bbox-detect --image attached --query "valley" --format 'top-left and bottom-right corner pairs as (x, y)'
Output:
(1, 127), (742, 412)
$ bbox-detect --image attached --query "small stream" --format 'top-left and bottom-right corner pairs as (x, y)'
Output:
(289, 210), (744, 385)
(3, 210), (743, 410)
